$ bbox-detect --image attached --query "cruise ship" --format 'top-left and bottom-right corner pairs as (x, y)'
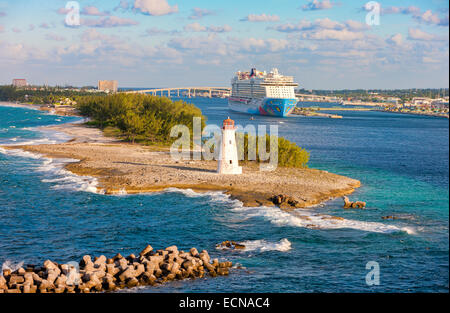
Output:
(229, 68), (298, 117)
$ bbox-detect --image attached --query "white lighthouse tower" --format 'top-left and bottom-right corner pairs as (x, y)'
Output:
(217, 117), (242, 175)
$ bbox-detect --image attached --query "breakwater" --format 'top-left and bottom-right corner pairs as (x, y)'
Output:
(0, 245), (232, 293)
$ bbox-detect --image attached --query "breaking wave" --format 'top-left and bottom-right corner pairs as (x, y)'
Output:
(0, 147), (100, 194)
(163, 188), (415, 235)
(231, 205), (415, 234)
(239, 238), (292, 252)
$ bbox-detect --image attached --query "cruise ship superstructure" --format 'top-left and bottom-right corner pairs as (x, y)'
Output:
(228, 68), (298, 117)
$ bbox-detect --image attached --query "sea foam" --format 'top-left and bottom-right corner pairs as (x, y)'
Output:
(162, 188), (413, 235)
(0, 147), (100, 194)
(231, 205), (415, 234)
(239, 238), (292, 252)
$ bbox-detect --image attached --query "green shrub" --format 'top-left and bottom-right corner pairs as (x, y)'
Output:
(236, 133), (309, 168)
(76, 93), (206, 145)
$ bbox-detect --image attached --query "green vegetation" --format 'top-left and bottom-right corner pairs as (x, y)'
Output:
(76, 93), (206, 145)
(237, 134), (309, 168)
(297, 88), (449, 104)
(0, 85), (97, 105)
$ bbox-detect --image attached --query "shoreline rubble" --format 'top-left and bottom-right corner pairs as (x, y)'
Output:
(0, 245), (232, 294)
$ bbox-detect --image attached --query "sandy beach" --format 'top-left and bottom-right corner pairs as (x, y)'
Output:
(1, 113), (361, 208)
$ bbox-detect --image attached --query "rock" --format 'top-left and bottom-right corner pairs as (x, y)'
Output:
(113, 253), (123, 260)
(216, 241), (246, 250)
(382, 216), (398, 220)
(166, 246), (179, 254)
(134, 264), (145, 277)
(190, 248), (199, 257)
(9, 275), (25, 285)
(2, 269), (11, 278)
(94, 255), (107, 265)
(118, 267), (135, 282)
(140, 245), (153, 256)
(0, 244), (234, 293)
(126, 277), (139, 288)
(43, 260), (58, 270)
(269, 194), (299, 208)
(343, 196), (366, 209)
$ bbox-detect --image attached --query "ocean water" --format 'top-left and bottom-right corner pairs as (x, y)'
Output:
(0, 100), (448, 293)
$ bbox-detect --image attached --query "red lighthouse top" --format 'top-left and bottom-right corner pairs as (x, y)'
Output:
(223, 117), (235, 130)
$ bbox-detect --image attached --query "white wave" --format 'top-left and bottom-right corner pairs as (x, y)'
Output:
(239, 238), (292, 252)
(0, 102), (39, 110)
(163, 187), (241, 206)
(231, 205), (414, 235)
(0, 147), (43, 159)
(0, 147), (99, 194)
(1, 260), (24, 276)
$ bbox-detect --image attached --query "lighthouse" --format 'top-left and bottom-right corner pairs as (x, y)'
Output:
(217, 117), (242, 175)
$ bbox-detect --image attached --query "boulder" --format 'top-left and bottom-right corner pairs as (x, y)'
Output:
(343, 196), (366, 209)
(166, 246), (179, 254)
(94, 255), (107, 265)
(216, 241), (246, 250)
(140, 245), (153, 257)
(43, 260), (58, 270)
(190, 248), (199, 257)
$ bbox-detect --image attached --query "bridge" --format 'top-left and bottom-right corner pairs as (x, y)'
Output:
(123, 87), (231, 98)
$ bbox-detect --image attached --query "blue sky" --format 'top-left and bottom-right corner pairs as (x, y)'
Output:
(0, 0), (448, 89)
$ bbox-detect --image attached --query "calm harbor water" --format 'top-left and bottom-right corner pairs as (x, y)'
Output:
(0, 100), (448, 292)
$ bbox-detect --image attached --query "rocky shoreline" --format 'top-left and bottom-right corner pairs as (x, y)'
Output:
(0, 244), (232, 294)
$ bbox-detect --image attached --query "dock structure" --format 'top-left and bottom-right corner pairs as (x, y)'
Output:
(122, 87), (231, 98)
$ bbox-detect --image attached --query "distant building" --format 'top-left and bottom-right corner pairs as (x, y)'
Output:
(411, 97), (432, 106)
(98, 80), (118, 93)
(12, 79), (27, 87)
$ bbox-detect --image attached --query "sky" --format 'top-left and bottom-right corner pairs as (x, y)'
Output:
(0, 0), (448, 89)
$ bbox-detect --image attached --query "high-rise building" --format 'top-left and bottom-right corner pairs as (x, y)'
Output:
(12, 79), (27, 87)
(98, 80), (118, 93)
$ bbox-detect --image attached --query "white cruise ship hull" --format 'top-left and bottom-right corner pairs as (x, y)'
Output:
(228, 97), (297, 117)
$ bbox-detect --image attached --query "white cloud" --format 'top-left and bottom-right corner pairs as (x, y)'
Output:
(415, 10), (449, 26)
(422, 56), (440, 63)
(81, 6), (109, 16)
(271, 18), (367, 41)
(302, 29), (365, 41)
(302, 0), (334, 11)
(189, 8), (214, 20)
(45, 33), (66, 41)
(241, 14), (280, 22)
(184, 22), (231, 33)
(82, 16), (139, 28)
(408, 28), (436, 41)
(386, 33), (403, 46)
(133, 0), (178, 16)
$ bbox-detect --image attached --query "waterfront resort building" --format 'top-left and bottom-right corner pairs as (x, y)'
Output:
(98, 80), (118, 93)
(12, 79), (27, 87)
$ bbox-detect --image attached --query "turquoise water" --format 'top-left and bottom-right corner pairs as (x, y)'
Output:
(0, 101), (448, 292)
